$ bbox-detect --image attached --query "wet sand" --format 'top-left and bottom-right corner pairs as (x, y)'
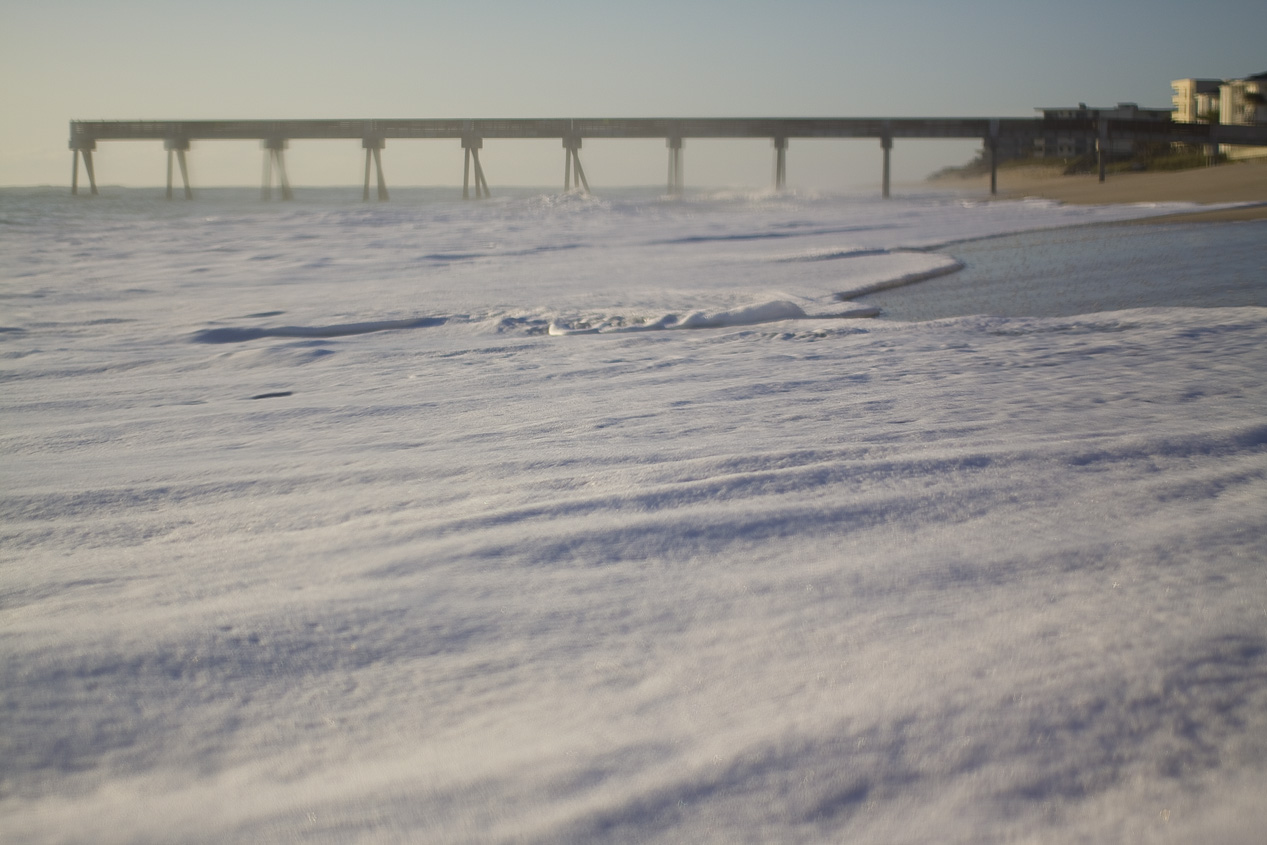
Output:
(933, 157), (1267, 222)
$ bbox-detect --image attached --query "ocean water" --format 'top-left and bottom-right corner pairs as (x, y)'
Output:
(3, 186), (1266, 843)
(862, 219), (1267, 320)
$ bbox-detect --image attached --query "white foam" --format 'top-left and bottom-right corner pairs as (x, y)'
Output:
(3, 187), (1265, 844)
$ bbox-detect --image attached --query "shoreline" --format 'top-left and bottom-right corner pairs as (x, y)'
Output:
(866, 160), (1267, 316)
(857, 215), (1266, 320)
(931, 157), (1267, 222)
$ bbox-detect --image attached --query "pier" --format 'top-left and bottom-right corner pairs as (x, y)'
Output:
(68, 117), (1267, 200)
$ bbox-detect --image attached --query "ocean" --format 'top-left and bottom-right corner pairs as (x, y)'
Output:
(862, 218), (1267, 320)
(3, 186), (1266, 843)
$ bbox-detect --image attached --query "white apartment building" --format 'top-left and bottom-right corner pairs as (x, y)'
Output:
(1221, 72), (1267, 126)
(1172, 72), (1267, 159)
(1171, 78), (1222, 123)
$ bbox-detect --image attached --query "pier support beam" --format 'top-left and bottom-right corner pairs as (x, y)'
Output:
(773, 137), (787, 191)
(362, 137), (388, 201)
(165, 138), (192, 200)
(462, 137), (490, 199)
(667, 137), (684, 196)
(261, 139), (293, 201)
(986, 120), (999, 196)
(880, 131), (892, 199)
(70, 140), (98, 196)
(563, 136), (589, 194)
(1096, 119), (1108, 183)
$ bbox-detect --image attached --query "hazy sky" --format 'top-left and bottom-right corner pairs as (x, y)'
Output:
(2, 0), (1263, 190)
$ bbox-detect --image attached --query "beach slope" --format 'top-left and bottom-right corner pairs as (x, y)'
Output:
(935, 157), (1267, 221)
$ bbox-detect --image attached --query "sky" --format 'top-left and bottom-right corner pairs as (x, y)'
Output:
(1, 0), (1264, 190)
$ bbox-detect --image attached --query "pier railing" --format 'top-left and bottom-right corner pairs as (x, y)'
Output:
(67, 117), (1267, 200)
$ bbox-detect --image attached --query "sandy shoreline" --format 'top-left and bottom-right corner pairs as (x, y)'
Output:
(931, 157), (1267, 222)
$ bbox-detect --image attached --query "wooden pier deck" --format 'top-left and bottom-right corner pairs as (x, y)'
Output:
(67, 117), (1267, 200)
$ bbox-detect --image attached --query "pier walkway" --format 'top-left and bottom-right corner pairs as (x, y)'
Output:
(67, 117), (1267, 200)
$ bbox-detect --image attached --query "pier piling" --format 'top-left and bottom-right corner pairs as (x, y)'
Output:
(667, 137), (683, 196)
(987, 120), (999, 196)
(362, 138), (388, 200)
(773, 137), (787, 191)
(261, 139), (293, 200)
(462, 137), (490, 199)
(1097, 119), (1108, 183)
(164, 138), (192, 199)
(880, 130), (892, 199)
(69, 140), (98, 196)
(563, 136), (589, 193)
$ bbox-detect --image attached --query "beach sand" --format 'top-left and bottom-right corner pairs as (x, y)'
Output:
(932, 156), (1267, 222)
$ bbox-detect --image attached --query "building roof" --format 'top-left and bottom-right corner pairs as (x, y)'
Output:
(1035, 104), (1172, 115)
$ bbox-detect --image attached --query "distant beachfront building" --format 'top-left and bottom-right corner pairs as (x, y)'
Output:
(1221, 73), (1267, 126)
(1032, 103), (1172, 159)
(1171, 78), (1222, 123)
(1172, 72), (1267, 159)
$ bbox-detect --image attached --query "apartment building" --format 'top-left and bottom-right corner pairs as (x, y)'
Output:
(1172, 72), (1267, 159)
(1171, 78), (1222, 123)
(1220, 72), (1267, 126)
